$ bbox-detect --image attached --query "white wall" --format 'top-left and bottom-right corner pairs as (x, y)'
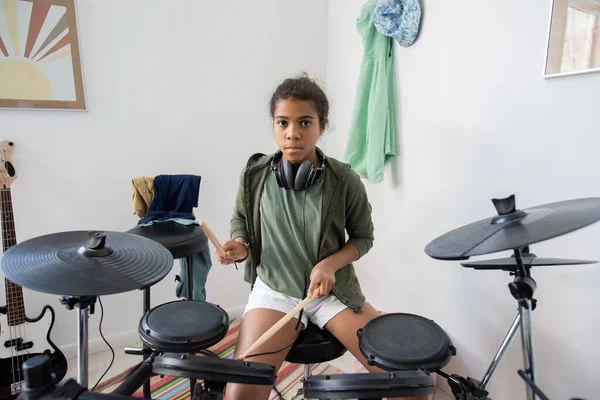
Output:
(0, 0), (327, 359)
(326, 1), (600, 399)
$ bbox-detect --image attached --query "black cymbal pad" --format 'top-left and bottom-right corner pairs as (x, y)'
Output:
(1, 230), (173, 296)
(461, 256), (597, 271)
(425, 197), (600, 260)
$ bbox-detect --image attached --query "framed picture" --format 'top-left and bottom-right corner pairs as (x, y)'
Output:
(0, 0), (86, 110)
(543, 0), (600, 79)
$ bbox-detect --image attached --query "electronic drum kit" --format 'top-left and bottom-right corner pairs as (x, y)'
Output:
(3, 194), (600, 400)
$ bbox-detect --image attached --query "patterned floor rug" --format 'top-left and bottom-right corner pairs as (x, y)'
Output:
(97, 318), (342, 399)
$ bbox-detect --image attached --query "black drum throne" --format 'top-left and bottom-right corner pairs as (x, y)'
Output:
(284, 321), (347, 400)
(127, 221), (208, 304)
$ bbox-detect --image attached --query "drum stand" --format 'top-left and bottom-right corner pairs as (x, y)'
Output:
(482, 247), (539, 400)
(441, 247), (544, 400)
(59, 295), (97, 388)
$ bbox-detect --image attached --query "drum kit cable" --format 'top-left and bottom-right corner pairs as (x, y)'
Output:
(3, 194), (600, 400)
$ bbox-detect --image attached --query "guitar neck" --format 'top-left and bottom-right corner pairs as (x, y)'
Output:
(1, 187), (25, 326)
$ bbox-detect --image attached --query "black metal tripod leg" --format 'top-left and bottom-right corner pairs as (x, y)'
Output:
(185, 255), (194, 300)
(197, 380), (226, 400)
(518, 369), (549, 400)
(190, 378), (197, 398)
(112, 357), (155, 397)
(143, 379), (151, 399)
(143, 287), (152, 399)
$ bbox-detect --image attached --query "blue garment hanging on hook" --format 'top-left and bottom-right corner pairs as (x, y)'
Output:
(372, 0), (422, 48)
(135, 174), (212, 302)
(138, 175), (200, 224)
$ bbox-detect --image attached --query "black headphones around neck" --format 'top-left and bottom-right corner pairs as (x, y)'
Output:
(270, 147), (326, 191)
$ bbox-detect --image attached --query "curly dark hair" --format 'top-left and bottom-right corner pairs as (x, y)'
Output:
(269, 73), (329, 129)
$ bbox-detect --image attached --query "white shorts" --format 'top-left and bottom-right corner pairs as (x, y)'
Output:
(243, 276), (348, 329)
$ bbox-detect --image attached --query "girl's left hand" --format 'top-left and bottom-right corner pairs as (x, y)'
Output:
(308, 261), (336, 299)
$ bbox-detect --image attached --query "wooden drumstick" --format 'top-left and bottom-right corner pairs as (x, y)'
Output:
(237, 295), (313, 360)
(200, 220), (226, 258)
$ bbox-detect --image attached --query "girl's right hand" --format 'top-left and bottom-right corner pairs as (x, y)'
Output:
(216, 240), (248, 265)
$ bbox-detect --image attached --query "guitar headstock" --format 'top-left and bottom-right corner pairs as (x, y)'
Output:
(0, 140), (17, 189)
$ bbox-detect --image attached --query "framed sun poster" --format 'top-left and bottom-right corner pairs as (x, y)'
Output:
(0, 0), (86, 110)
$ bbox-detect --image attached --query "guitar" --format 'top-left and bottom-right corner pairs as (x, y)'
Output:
(0, 141), (68, 399)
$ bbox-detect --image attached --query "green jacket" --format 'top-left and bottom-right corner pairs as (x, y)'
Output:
(229, 150), (375, 312)
(344, 0), (397, 184)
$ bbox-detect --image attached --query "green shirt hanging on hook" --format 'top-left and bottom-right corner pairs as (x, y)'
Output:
(344, 0), (397, 184)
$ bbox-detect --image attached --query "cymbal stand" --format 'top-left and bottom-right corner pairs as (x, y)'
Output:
(442, 246), (546, 400)
(475, 246), (543, 400)
(507, 247), (538, 400)
(59, 295), (97, 388)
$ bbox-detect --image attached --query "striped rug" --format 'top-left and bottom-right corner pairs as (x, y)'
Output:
(100, 318), (342, 399)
